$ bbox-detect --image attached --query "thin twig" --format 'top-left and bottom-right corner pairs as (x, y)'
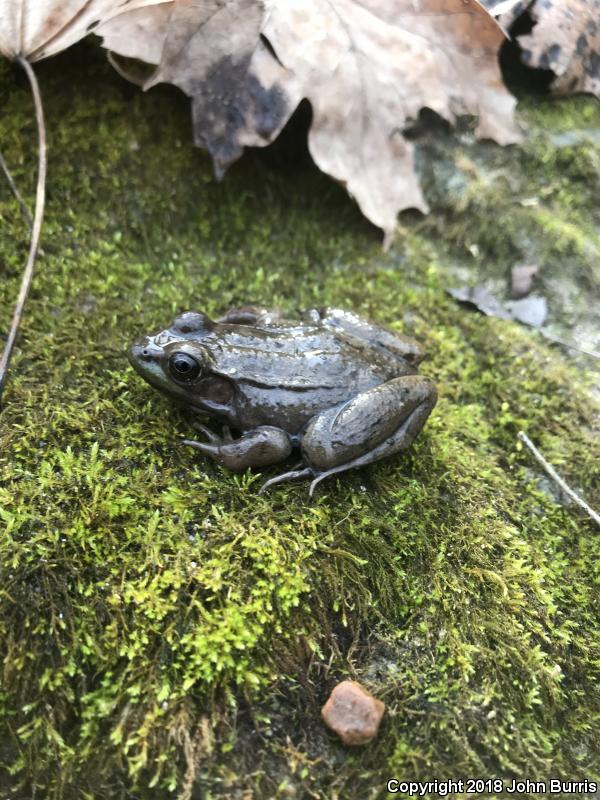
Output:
(0, 148), (33, 228)
(0, 56), (47, 404)
(540, 331), (600, 360)
(518, 431), (600, 528)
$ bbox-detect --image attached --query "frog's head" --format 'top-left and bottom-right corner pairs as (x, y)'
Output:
(128, 311), (215, 407)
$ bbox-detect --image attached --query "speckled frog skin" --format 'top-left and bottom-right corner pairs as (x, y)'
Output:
(128, 306), (437, 494)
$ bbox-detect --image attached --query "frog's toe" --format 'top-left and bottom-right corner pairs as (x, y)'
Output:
(308, 472), (329, 498)
(259, 467), (313, 495)
(192, 423), (221, 443)
(221, 425), (233, 442)
(182, 437), (221, 457)
(307, 462), (366, 497)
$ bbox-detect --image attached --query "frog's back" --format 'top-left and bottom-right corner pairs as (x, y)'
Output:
(205, 322), (413, 432)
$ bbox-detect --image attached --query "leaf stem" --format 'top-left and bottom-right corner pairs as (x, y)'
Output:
(518, 431), (600, 528)
(0, 56), (47, 404)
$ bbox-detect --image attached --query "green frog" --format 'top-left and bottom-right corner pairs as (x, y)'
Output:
(128, 306), (437, 495)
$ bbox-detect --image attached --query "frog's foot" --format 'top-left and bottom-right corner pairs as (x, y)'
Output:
(183, 425), (292, 472)
(300, 374), (437, 495)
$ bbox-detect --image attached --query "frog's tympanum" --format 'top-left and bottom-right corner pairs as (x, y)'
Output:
(128, 306), (437, 495)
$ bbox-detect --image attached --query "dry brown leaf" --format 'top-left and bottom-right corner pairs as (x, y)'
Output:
(480, 0), (527, 31)
(263, 0), (520, 241)
(448, 285), (548, 327)
(482, 0), (600, 97)
(97, 2), (174, 67)
(144, 0), (301, 177)
(0, 0), (168, 62)
(519, 0), (600, 95)
(99, 0), (300, 173)
(484, 0), (523, 16)
(104, 0), (519, 243)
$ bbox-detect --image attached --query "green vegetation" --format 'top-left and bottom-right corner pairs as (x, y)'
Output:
(0, 44), (598, 799)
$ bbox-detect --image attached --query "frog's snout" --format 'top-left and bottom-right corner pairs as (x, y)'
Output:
(128, 338), (163, 370)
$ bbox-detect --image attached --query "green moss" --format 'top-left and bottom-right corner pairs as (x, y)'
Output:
(0, 44), (599, 799)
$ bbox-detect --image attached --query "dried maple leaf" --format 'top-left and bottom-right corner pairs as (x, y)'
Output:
(0, 0), (168, 62)
(519, 0), (600, 96)
(481, 0), (599, 97)
(144, 0), (301, 178)
(97, 2), (174, 67)
(480, 0), (527, 31)
(103, 0), (519, 243)
(99, 0), (300, 174)
(263, 0), (519, 242)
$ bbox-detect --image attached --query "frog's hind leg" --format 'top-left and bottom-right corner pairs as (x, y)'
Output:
(300, 375), (437, 496)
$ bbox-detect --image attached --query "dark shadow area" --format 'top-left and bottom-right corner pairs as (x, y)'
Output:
(403, 107), (453, 141)
(250, 98), (313, 172)
(498, 10), (555, 96)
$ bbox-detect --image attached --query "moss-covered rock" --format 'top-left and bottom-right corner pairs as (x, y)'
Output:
(0, 43), (598, 799)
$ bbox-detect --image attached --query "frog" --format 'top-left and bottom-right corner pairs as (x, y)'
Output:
(128, 305), (437, 495)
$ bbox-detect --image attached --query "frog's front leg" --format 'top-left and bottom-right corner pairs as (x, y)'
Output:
(299, 375), (436, 494)
(183, 425), (293, 472)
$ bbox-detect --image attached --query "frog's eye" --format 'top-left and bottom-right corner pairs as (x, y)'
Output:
(168, 352), (201, 381)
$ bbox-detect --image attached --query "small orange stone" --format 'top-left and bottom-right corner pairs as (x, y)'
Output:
(321, 680), (385, 745)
